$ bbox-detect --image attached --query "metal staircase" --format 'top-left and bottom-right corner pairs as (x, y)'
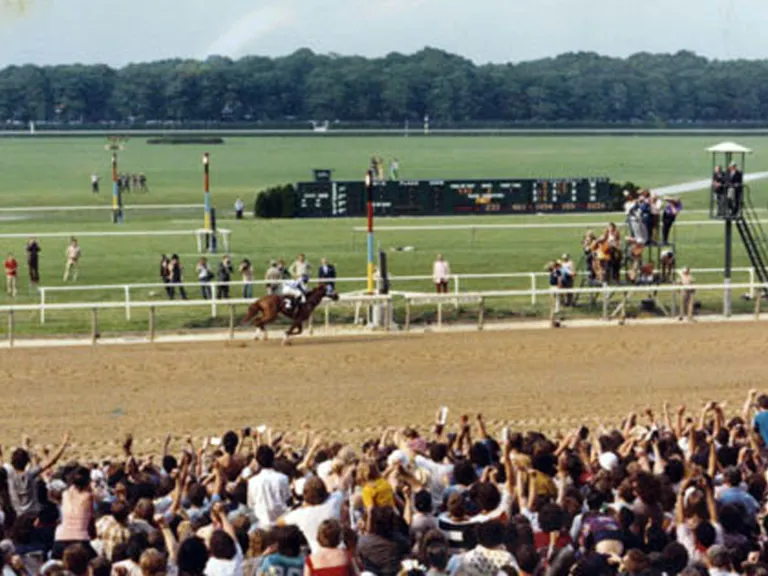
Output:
(735, 186), (768, 297)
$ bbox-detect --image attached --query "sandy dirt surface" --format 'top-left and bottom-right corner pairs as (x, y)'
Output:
(1, 322), (767, 459)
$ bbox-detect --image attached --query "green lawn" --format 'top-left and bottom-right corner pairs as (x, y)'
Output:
(0, 135), (766, 337)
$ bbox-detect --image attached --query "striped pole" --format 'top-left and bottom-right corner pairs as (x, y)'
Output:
(365, 170), (375, 294)
(203, 153), (211, 231)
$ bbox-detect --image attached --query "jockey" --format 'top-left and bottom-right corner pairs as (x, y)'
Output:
(283, 274), (309, 310)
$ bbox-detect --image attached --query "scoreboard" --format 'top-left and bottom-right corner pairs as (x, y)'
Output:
(295, 178), (611, 218)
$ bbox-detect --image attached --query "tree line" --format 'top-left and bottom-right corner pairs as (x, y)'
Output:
(1, 48), (766, 126)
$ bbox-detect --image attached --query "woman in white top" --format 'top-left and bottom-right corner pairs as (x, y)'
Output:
(63, 237), (81, 282)
(432, 254), (450, 294)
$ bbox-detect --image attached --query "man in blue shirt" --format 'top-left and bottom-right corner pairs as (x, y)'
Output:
(717, 466), (759, 518)
(752, 393), (768, 447)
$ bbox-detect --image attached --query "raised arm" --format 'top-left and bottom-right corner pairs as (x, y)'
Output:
(40, 433), (70, 473)
(744, 389), (758, 424)
(476, 414), (490, 441)
(675, 405), (686, 440)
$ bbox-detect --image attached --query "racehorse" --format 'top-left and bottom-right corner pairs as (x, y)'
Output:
(240, 284), (338, 344)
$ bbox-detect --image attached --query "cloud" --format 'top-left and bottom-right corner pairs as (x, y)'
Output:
(202, 2), (297, 59)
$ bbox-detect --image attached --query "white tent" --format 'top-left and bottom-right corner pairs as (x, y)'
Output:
(706, 141), (753, 154)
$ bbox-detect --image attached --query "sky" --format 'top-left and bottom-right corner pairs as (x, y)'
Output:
(0, 0), (764, 68)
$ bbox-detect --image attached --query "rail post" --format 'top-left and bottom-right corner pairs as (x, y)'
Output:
(478, 297), (485, 330)
(308, 311), (314, 336)
(405, 299), (411, 332)
(671, 283), (677, 318)
(324, 304), (330, 333)
(755, 291), (761, 321)
(149, 306), (156, 342)
(90, 308), (98, 345)
(454, 276), (460, 296)
(601, 282), (609, 321)
(749, 268), (756, 300)
(211, 282), (217, 318)
(530, 274), (537, 306)
(620, 291), (628, 323)
(8, 310), (14, 347)
(437, 302), (443, 328)
(39, 288), (45, 324)
(228, 304), (235, 340)
(124, 286), (131, 321)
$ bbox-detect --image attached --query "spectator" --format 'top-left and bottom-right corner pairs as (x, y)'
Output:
(663, 197), (682, 244)
(217, 255), (233, 300)
(717, 466), (760, 517)
(278, 259), (291, 281)
(258, 525), (304, 576)
(62, 543), (91, 576)
(160, 255), (172, 299)
(8, 434), (69, 517)
(289, 253), (311, 281)
(63, 237), (81, 282)
(265, 261), (283, 295)
(25, 237), (41, 291)
(234, 198), (244, 220)
(438, 493), (476, 555)
(447, 521), (518, 575)
(91, 174), (100, 194)
(661, 249), (675, 283)
(278, 477), (344, 553)
(432, 254), (450, 294)
(390, 158), (400, 181)
(247, 446), (291, 529)
(52, 466), (95, 560)
(3, 253), (18, 298)
(196, 257), (214, 300)
(318, 258), (337, 295)
(239, 259), (254, 300)
(304, 519), (355, 576)
(357, 507), (409, 576)
(559, 254), (574, 306)
(169, 254), (188, 300)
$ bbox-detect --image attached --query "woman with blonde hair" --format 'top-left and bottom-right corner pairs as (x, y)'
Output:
(357, 460), (394, 512)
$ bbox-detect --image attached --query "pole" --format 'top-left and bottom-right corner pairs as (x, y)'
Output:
(724, 219), (733, 317)
(203, 153), (212, 233)
(112, 152), (122, 224)
(365, 170), (375, 295)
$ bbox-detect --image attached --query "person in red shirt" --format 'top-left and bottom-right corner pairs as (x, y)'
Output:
(4, 253), (18, 297)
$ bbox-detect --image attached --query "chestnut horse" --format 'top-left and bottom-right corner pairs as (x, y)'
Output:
(240, 284), (338, 343)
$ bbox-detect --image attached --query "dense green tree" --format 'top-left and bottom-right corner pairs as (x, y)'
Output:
(1, 48), (767, 126)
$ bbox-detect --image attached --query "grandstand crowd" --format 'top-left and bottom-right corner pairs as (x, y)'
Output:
(3, 390), (768, 576)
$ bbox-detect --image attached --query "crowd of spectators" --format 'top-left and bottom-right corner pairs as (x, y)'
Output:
(4, 389), (768, 576)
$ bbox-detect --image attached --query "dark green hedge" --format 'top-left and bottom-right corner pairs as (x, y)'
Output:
(254, 184), (296, 219)
(608, 181), (641, 211)
(146, 137), (225, 145)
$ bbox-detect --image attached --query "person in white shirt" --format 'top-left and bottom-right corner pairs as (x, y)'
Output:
(247, 446), (291, 529)
(63, 237), (81, 282)
(432, 254), (450, 294)
(278, 476), (344, 553)
(234, 198), (244, 220)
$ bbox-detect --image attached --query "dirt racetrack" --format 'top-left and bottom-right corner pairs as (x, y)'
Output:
(1, 322), (767, 459)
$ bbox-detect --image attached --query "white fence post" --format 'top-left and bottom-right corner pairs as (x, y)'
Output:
(39, 288), (45, 324)
(124, 286), (131, 321)
(211, 282), (217, 318)
(530, 274), (537, 305)
(454, 276), (460, 295)
(749, 267), (756, 300)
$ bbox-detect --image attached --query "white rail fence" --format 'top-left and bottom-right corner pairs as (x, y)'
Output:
(2, 282), (768, 347)
(35, 267), (757, 324)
